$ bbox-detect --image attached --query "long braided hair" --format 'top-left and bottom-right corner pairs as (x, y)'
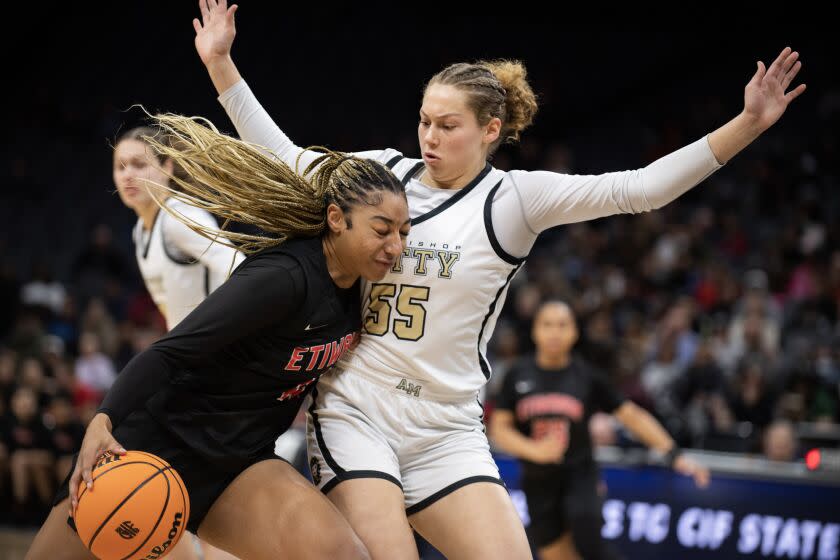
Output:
(138, 114), (405, 254)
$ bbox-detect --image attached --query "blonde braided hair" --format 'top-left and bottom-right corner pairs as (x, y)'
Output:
(138, 114), (405, 254)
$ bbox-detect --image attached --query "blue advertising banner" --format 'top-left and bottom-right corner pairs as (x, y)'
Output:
(495, 454), (840, 559)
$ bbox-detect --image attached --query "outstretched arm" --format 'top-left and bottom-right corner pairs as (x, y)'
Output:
(193, 0), (393, 172)
(503, 47), (807, 247)
(613, 401), (710, 488)
(193, 0), (323, 171)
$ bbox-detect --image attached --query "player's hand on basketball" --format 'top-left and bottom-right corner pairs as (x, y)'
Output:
(69, 413), (126, 515)
(673, 454), (710, 489)
(743, 47), (806, 132)
(194, 0), (238, 66)
(529, 436), (567, 464)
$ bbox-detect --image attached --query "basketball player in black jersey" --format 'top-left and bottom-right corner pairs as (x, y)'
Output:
(491, 301), (709, 560)
(26, 115), (410, 560)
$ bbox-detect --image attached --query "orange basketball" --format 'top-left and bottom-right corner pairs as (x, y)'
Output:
(74, 451), (190, 560)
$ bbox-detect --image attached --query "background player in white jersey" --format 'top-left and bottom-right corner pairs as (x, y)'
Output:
(193, 2), (806, 558)
(114, 126), (244, 331)
(113, 126), (243, 560)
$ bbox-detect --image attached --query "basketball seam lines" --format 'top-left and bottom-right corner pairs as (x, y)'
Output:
(121, 467), (173, 560)
(133, 452), (190, 534)
(87, 465), (167, 550)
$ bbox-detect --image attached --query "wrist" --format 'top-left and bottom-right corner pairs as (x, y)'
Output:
(664, 445), (682, 467)
(736, 110), (768, 137)
(205, 53), (234, 71)
(524, 439), (543, 462)
(206, 55), (243, 96)
(92, 412), (113, 431)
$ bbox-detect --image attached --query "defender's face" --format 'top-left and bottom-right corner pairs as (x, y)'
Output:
(419, 84), (493, 183)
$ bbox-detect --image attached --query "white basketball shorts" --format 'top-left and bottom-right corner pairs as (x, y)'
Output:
(306, 369), (504, 514)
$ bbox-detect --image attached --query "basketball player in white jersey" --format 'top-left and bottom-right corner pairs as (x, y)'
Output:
(115, 126), (244, 331)
(113, 126), (243, 560)
(193, 3), (806, 558)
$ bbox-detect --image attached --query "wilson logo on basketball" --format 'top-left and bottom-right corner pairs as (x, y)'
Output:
(116, 521), (140, 539)
(143, 512), (184, 560)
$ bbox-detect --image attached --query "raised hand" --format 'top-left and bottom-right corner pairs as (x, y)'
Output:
(194, 0), (239, 67)
(744, 46), (807, 132)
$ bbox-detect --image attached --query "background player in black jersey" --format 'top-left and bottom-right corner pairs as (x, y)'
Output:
(491, 301), (709, 560)
(25, 114), (411, 560)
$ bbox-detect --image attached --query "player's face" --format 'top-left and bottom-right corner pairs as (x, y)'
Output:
(343, 191), (410, 281)
(533, 303), (579, 356)
(419, 84), (496, 181)
(113, 139), (171, 212)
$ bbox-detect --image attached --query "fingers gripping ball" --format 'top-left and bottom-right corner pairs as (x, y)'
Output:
(74, 451), (190, 560)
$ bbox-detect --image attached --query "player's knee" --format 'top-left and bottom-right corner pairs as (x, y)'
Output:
(310, 529), (370, 560)
(25, 504), (91, 560)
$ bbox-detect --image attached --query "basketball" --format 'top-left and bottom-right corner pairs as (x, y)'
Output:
(74, 451), (190, 560)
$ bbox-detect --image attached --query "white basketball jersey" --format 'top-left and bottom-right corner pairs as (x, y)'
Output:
(133, 199), (231, 329)
(341, 156), (524, 400)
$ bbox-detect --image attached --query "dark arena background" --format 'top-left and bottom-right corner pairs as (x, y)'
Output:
(2, 5), (839, 559)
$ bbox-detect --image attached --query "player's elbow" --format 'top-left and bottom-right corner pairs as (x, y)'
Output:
(613, 400), (642, 426)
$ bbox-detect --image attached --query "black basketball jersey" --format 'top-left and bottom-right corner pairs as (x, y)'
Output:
(99, 237), (360, 471)
(496, 356), (625, 477)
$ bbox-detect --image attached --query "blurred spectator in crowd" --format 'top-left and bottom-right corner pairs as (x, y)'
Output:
(728, 358), (778, 429)
(73, 331), (116, 397)
(71, 224), (129, 305)
(18, 357), (54, 410)
(2, 387), (53, 516)
(20, 262), (66, 322)
(43, 396), (84, 486)
(762, 419), (800, 462)
(80, 297), (119, 358)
